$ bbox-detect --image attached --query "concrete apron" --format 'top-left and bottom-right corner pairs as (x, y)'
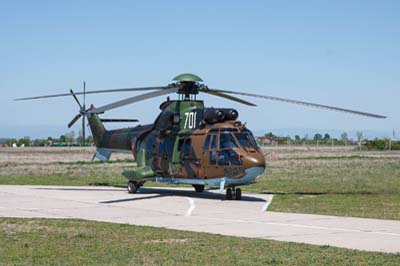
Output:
(0, 185), (400, 254)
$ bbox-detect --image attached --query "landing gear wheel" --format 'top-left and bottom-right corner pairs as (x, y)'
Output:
(226, 188), (233, 200)
(193, 185), (204, 193)
(235, 188), (242, 200)
(127, 181), (138, 194)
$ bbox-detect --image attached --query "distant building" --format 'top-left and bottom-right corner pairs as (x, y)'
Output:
(257, 136), (274, 146)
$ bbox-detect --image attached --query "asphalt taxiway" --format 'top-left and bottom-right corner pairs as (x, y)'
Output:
(0, 185), (399, 253)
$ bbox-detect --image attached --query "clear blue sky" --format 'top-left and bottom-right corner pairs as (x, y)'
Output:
(1, 1), (399, 138)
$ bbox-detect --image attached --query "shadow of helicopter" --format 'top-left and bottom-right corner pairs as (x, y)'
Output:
(99, 187), (266, 204)
(33, 186), (266, 203)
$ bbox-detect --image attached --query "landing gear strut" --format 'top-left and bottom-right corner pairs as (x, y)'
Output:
(127, 181), (139, 194)
(225, 187), (241, 200)
(193, 185), (205, 193)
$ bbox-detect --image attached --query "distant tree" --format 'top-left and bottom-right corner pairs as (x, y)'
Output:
(6, 138), (17, 146)
(294, 135), (301, 141)
(323, 133), (331, 141)
(86, 135), (94, 145)
(18, 137), (30, 146)
(341, 132), (348, 141)
(313, 133), (323, 141)
(265, 132), (275, 138)
(33, 139), (47, 146)
(356, 131), (363, 150)
(65, 131), (76, 142)
(356, 131), (363, 142)
(59, 135), (66, 142)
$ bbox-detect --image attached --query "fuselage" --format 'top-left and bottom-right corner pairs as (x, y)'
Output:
(87, 100), (266, 187)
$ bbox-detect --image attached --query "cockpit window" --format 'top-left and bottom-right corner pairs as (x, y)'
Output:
(183, 139), (191, 155)
(234, 132), (255, 148)
(247, 130), (259, 147)
(218, 149), (242, 166)
(204, 135), (211, 150)
(178, 138), (192, 156)
(211, 135), (217, 149)
(219, 133), (239, 149)
(235, 129), (258, 148)
(220, 128), (238, 133)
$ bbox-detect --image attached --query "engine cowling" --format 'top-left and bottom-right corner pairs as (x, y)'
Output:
(203, 108), (239, 124)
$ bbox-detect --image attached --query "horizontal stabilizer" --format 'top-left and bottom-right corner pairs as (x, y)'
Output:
(95, 148), (113, 162)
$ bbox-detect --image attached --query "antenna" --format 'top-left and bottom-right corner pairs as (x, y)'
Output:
(82, 81), (86, 146)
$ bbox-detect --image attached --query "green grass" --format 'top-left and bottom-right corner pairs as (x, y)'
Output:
(269, 194), (400, 219)
(246, 157), (400, 220)
(1, 218), (399, 266)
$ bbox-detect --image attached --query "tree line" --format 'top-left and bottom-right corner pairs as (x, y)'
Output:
(0, 130), (94, 147)
(260, 131), (399, 150)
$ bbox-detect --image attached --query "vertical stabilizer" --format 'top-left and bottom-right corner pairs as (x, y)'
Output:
(86, 107), (106, 147)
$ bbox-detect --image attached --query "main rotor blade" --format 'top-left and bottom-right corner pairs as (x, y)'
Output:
(200, 88), (256, 106)
(210, 89), (386, 119)
(68, 114), (82, 128)
(14, 86), (167, 101)
(100, 119), (139, 123)
(90, 87), (179, 114)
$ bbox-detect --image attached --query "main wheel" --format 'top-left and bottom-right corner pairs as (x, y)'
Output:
(226, 188), (233, 200)
(193, 185), (205, 193)
(127, 181), (138, 194)
(235, 188), (242, 200)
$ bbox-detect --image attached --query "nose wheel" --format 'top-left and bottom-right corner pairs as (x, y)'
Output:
(127, 181), (143, 194)
(226, 187), (242, 200)
(193, 184), (205, 193)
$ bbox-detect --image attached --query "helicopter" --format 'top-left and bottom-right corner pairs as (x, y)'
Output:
(15, 73), (386, 200)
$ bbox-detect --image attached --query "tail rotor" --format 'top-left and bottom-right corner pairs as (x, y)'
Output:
(67, 82), (87, 146)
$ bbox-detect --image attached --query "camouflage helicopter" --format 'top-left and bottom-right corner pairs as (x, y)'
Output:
(16, 73), (386, 200)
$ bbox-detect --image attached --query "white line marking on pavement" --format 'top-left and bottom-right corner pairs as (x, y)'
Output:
(261, 195), (274, 212)
(184, 197), (195, 216)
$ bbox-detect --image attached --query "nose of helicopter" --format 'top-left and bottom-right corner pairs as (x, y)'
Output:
(238, 151), (266, 184)
(242, 151), (266, 169)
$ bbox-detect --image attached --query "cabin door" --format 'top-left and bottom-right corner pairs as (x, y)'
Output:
(203, 134), (221, 179)
(160, 137), (175, 176)
(178, 137), (201, 179)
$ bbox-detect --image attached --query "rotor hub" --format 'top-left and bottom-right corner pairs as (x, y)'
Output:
(176, 81), (201, 99)
(172, 74), (204, 100)
(173, 73), (203, 83)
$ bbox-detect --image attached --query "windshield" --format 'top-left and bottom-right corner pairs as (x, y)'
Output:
(234, 131), (258, 148)
(218, 149), (242, 166)
(219, 133), (238, 149)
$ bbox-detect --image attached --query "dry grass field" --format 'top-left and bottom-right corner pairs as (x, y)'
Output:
(1, 146), (400, 219)
(0, 147), (133, 186)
